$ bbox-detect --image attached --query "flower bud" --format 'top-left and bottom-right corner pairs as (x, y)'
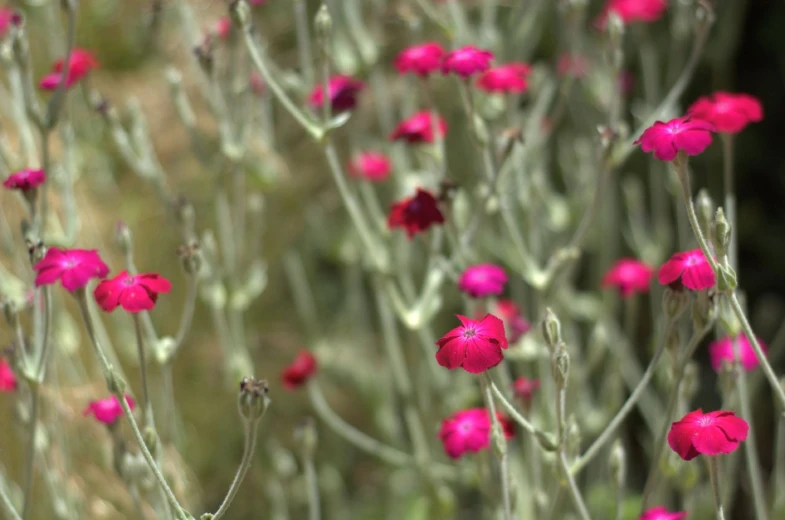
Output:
(535, 430), (558, 452)
(662, 288), (689, 319)
(143, 426), (158, 458)
(680, 361), (699, 402)
(177, 241), (202, 275)
(713, 207), (731, 259)
(609, 440), (626, 489)
(115, 221), (133, 255)
(551, 347), (570, 390)
(295, 417), (318, 458)
(314, 4), (332, 53)
(542, 308), (562, 350)
(696, 189), (714, 239)
(237, 377), (271, 423)
(606, 13), (625, 60)
(229, 0), (250, 30)
(716, 265), (737, 293)
(105, 367), (127, 395)
(691, 290), (717, 331)
(665, 327), (680, 357)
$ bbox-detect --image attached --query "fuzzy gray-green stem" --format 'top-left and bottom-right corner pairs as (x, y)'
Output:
(132, 313), (153, 428)
(480, 373), (511, 520)
(721, 134), (737, 267)
(304, 452), (320, 520)
(211, 420), (261, 519)
(708, 456), (726, 520)
(560, 451), (592, 520)
(0, 472), (22, 520)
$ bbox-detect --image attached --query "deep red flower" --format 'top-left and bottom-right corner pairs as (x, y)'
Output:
(601, 258), (654, 297)
(348, 151), (392, 182)
(94, 271), (172, 313)
(394, 42), (445, 77)
(634, 116), (715, 161)
(84, 394), (135, 425)
(438, 408), (514, 459)
(33, 248), (110, 292)
(512, 376), (540, 403)
(657, 249), (715, 291)
(387, 188), (444, 238)
(3, 169), (46, 192)
(639, 507), (687, 520)
(687, 92), (763, 134)
(308, 75), (365, 113)
(389, 111), (447, 144)
(458, 264), (508, 298)
(282, 350), (317, 389)
(442, 46), (494, 79)
(0, 359), (17, 392)
(476, 63), (531, 94)
(595, 0), (668, 29)
(40, 49), (99, 91)
(557, 53), (590, 78)
(667, 409), (748, 461)
(492, 299), (531, 343)
(709, 334), (766, 373)
(435, 314), (508, 373)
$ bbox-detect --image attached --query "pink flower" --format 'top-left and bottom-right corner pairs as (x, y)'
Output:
(348, 151), (392, 182)
(442, 46), (494, 78)
(394, 42), (445, 77)
(438, 408), (514, 459)
(0, 359), (17, 392)
(3, 169), (46, 192)
(0, 8), (20, 38)
(282, 350), (317, 389)
(308, 75), (365, 113)
(93, 271), (172, 313)
(639, 507), (687, 520)
(634, 116), (715, 161)
(595, 0), (668, 29)
(476, 63), (531, 94)
(84, 394), (135, 425)
(512, 376), (540, 403)
(657, 249), (715, 291)
(557, 53), (590, 78)
(387, 188), (445, 239)
(435, 314), (508, 373)
(492, 299), (531, 343)
(39, 49), (99, 91)
(389, 111), (447, 144)
(215, 17), (232, 39)
(687, 92), (763, 134)
(458, 263), (508, 298)
(249, 73), (265, 96)
(33, 248), (110, 292)
(667, 409), (748, 461)
(709, 334), (766, 373)
(601, 258), (654, 297)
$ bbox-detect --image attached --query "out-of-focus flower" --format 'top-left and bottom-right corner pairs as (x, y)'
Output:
(348, 152), (391, 182)
(33, 248), (110, 292)
(94, 271), (172, 313)
(389, 111), (447, 144)
(657, 249), (715, 291)
(634, 116), (715, 161)
(492, 299), (531, 343)
(387, 188), (444, 238)
(442, 46), (494, 79)
(394, 42), (445, 77)
(595, 0), (668, 29)
(476, 63), (531, 94)
(308, 75), (365, 113)
(435, 314), (508, 373)
(709, 335), (766, 373)
(639, 507), (687, 520)
(282, 351), (317, 389)
(0, 359), (17, 392)
(0, 8), (20, 38)
(601, 258), (654, 297)
(84, 395), (135, 425)
(619, 69), (635, 94)
(687, 92), (763, 134)
(39, 49), (99, 90)
(667, 409), (748, 460)
(512, 376), (539, 403)
(557, 53), (590, 78)
(438, 408), (514, 459)
(3, 169), (46, 192)
(214, 17), (232, 39)
(249, 73), (265, 96)
(458, 264), (508, 298)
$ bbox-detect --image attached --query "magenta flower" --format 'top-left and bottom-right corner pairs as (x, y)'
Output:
(512, 376), (540, 403)
(687, 92), (763, 134)
(33, 248), (110, 292)
(438, 408), (514, 459)
(94, 271), (172, 313)
(39, 49), (99, 91)
(0, 8), (20, 38)
(492, 299), (531, 343)
(308, 74), (365, 113)
(214, 17), (232, 39)
(657, 249), (715, 291)
(595, 0), (668, 28)
(394, 42), (445, 77)
(458, 264), (508, 298)
(387, 188), (445, 239)
(0, 359), (17, 393)
(557, 53), (590, 78)
(709, 334), (767, 373)
(639, 507), (687, 520)
(634, 116), (715, 161)
(476, 63), (531, 94)
(84, 394), (135, 425)
(667, 409), (748, 461)
(435, 314), (508, 373)
(389, 111), (447, 144)
(282, 350), (317, 390)
(601, 258), (654, 297)
(3, 168), (46, 192)
(348, 151), (392, 182)
(442, 46), (494, 79)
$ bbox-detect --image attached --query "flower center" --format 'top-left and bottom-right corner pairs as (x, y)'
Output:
(123, 277), (136, 286)
(462, 327), (477, 339)
(697, 416), (714, 427)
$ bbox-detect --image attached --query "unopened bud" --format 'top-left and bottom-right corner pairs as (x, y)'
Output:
(542, 308), (562, 349)
(177, 241), (202, 275)
(295, 417), (318, 458)
(535, 430), (558, 452)
(143, 426), (158, 458)
(665, 327), (680, 356)
(609, 440), (626, 489)
(115, 221), (132, 255)
(696, 189), (714, 239)
(314, 4), (332, 52)
(229, 0), (250, 29)
(713, 207), (731, 258)
(551, 347), (570, 389)
(607, 12), (625, 51)
(716, 265), (737, 293)
(105, 367), (127, 395)
(680, 361), (699, 402)
(662, 288), (689, 319)
(237, 377), (271, 423)
(691, 290), (717, 331)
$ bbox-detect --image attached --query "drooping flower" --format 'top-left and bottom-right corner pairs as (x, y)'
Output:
(709, 334), (766, 373)
(3, 169), (46, 192)
(667, 409), (748, 461)
(512, 376), (540, 403)
(39, 49), (99, 91)
(282, 350), (317, 389)
(442, 46), (494, 78)
(84, 394), (135, 425)
(389, 111), (447, 144)
(94, 271), (172, 313)
(435, 314), (508, 373)
(687, 92), (764, 134)
(438, 408), (514, 459)
(394, 42), (445, 77)
(657, 249), (715, 291)
(639, 506), (687, 520)
(348, 151), (392, 182)
(458, 264), (508, 298)
(557, 53), (590, 78)
(492, 299), (531, 343)
(0, 359), (17, 392)
(387, 188), (445, 239)
(308, 75), (365, 113)
(476, 63), (531, 94)
(33, 248), (110, 292)
(634, 116), (715, 161)
(601, 258), (654, 297)
(595, 0), (669, 29)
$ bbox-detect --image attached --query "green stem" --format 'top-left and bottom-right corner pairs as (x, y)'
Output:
(481, 373), (511, 520)
(721, 134), (737, 267)
(735, 360), (768, 520)
(0, 473), (22, 520)
(132, 313), (153, 428)
(708, 457), (726, 520)
(304, 451), (320, 520)
(560, 452), (592, 520)
(173, 273), (198, 351)
(212, 420), (260, 520)
(489, 381), (537, 435)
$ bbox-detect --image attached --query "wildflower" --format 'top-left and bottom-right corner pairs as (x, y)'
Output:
(601, 258), (654, 297)
(557, 53), (590, 78)
(39, 49), (99, 90)
(438, 408), (514, 459)
(94, 271), (172, 313)
(492, 299), (531, 343)
(282, 350), (317, 389)
(0, 359), (17, 392)
(33, 248), (110, 292)
(214, 17), (232, 39)
(687, 92), (764, 134)
(512, 376), (540, 403)
(394, 42), (445, 77)
(442, 46), (494, 78)
(249, 72), (265, 96)
(709, 334), (767, 373)
(667, 409), (748, 460)
(84, 395), (135, 425)
(389, 111), (447, 144)
(3, 168), (46, 192)
(348, 152), (392, 182)
(458, 264), (508, 298)
(0, 8), (19, 38)
(308, 75), (365, 113)
(639, 507), (687, 520)
(657, 249), (715, 291)
(634, 116), (715, 161)
(435, 314), (508, 373)
(595, 0), (668, 28)
(476, 63), (531, 94)
(387, 188), (444, 238)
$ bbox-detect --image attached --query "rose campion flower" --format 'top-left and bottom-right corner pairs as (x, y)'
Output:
(394, 42), (445, 77)
(435, 314), (508, 373)
(476, 63), (531, 94)
(657, 249), (715, 291)
(3, 168), (46, 192)
(458, 264), (508, 298)
(39, 49), (99, 90)
(667, 409), (748, 461)
(492, 299), (531, 343)
(348, 151), (391, 182)
(687, 92), (764, 134)
(282, 350), (317, 389)
(0, 8), (18, 38)
(94, 271), (172, 313)
(595, 0), (668, 29)
(33, 248), (110, 292)
(557, 53), (590, 78)
(215, 17), (232, 39)
(442, 46), (494, 78)
(389, 111), (447, 144)
(387, 188), (444, 239)
(84, 394), (135, 425)
(0, 359), (17, 392)
(639, 506), (687, 520)
(512, 376), (540, 403)
(308, 75), (365, 113)
(601, 258), (654, 297)
(438, 408), (514, 459)
(709, 334), (767, 373)
(634, 116), (715, 161)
